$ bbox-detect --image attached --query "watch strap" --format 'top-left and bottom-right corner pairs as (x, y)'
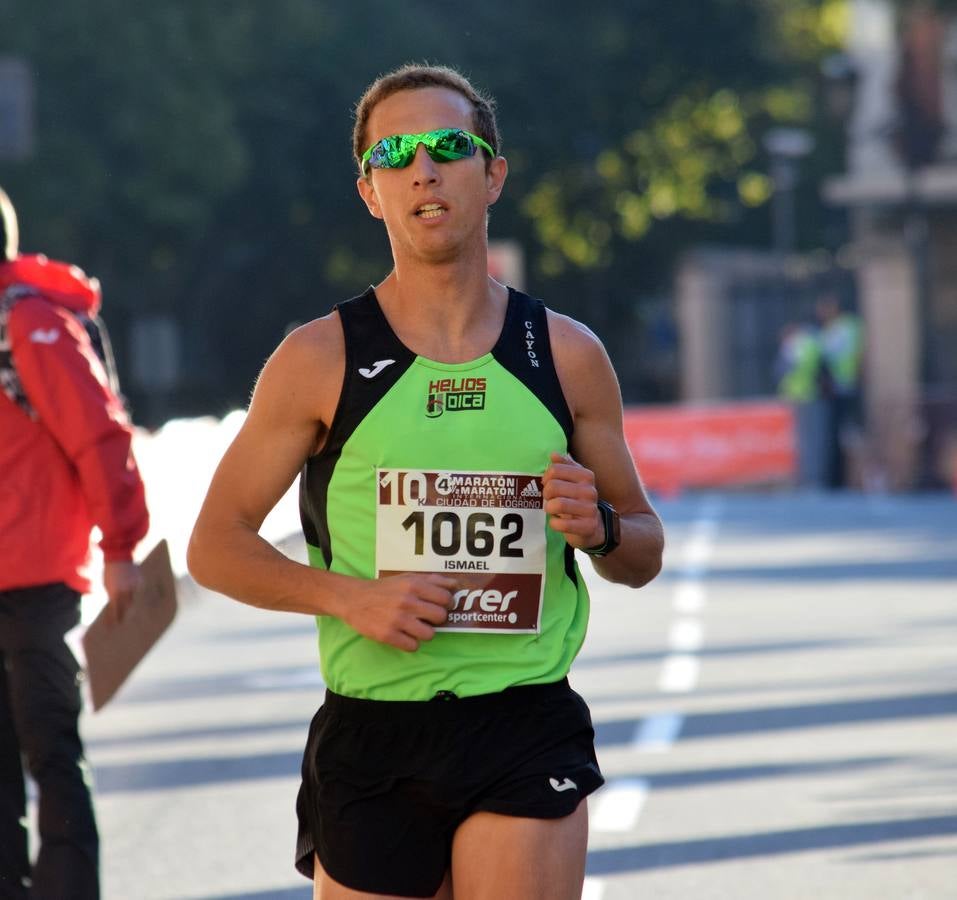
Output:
(581, 499), (621, 557)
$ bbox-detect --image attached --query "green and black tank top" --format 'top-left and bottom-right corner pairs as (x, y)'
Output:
(299, 286), (590, 700)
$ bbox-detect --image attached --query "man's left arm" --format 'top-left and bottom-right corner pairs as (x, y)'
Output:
(543, 313), (664, 588)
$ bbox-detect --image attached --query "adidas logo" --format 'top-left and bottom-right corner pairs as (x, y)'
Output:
(520, 480), (542, 498)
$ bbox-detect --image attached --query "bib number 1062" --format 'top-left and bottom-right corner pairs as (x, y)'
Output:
(401, 510), (524, 558)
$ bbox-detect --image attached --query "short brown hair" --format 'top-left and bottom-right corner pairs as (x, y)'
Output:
(352, 64), (500, 176)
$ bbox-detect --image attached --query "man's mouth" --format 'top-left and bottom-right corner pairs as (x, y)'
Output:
(416, 203), (445, 219)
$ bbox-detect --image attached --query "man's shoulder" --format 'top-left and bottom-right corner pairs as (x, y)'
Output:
(279, 309), (343, 357)
(543, 306), (604, 356)
(262, 310), (346, 391)
(6, 294), (82, 345)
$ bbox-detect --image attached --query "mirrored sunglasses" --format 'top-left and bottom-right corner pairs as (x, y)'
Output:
(361, 127), (495, 176)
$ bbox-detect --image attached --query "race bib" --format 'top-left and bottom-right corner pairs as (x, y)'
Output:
(376, 469), (546, 633)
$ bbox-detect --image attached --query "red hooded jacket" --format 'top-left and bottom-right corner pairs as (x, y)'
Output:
(0, 254), (149, 594)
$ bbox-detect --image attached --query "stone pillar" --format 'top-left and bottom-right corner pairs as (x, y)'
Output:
(856, 233), (921, 487)
(675, 255), (730, 401)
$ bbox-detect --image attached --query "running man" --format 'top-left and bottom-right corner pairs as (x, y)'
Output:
(188, 64), (664, 900)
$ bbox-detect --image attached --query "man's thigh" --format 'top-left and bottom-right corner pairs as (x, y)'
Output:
(450, 800), (588, 900)
(311, 853), (452, 900)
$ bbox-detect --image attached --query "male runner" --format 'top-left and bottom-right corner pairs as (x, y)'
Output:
(188, 64), (664, 900)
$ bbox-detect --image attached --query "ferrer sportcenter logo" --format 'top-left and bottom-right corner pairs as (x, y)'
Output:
(426, 376), (487, 417)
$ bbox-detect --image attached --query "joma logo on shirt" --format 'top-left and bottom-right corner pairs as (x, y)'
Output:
(425, 376), (487, 418)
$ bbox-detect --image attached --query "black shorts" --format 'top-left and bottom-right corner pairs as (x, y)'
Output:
(295, 677), (604, 898)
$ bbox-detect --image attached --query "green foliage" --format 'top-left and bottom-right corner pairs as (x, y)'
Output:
(0, 0), (849, 417)
(521, 0), (847, 276)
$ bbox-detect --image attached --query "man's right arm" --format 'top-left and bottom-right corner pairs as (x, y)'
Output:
(187, 316), (454, 652)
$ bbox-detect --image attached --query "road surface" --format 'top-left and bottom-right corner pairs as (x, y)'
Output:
(77, 491), (956, 899)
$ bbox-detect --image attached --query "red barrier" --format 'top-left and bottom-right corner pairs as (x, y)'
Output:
(622, 400), (796, 495)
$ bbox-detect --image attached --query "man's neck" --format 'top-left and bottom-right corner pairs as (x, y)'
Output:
(374, 253), (508, 363)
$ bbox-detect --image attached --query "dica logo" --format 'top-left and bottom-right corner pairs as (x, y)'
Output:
(425, 376), (487, 418)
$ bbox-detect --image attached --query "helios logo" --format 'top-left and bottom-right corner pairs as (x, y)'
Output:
(425, 376), (487, 418)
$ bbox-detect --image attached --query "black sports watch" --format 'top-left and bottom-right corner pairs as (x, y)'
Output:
(581, 500), (621, 557)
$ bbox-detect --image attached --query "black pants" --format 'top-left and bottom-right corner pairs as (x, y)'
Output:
(0, 584), (99, 900)
(823, 392), (861, 490)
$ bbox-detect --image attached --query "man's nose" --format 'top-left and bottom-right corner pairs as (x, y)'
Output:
(409, 143), (440, 183)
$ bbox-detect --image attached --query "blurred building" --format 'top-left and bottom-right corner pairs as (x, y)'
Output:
(677, 0), (957, 491)
(824, 0), (957, 488)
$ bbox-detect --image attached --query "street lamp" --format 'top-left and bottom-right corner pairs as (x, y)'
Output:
(763, 127), (816, 256)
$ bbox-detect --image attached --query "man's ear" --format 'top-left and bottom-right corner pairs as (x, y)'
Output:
(486, 156), (508, 207)
(357, 176), (384, 220)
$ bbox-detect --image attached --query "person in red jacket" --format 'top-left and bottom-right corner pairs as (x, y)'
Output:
(0, 186), (149, 900)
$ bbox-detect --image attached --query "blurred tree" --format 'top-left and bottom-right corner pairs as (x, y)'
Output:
(0, 0), (847, 419)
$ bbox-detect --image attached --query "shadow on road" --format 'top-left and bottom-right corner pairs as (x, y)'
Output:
(594, 690), (957, 747)
(586, 814), (957, 876)
(94, 749), (302, 794)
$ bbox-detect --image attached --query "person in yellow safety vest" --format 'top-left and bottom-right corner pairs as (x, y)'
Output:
(816, 294), (864, 489)
(776, 321), (828, 488)
(777, 323), (821, 403)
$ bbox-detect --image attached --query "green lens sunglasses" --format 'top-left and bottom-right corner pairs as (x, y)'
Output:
(361, 127), (495, 176)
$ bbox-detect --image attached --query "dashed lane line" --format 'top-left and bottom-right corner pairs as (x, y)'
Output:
(657, 653), (701, 693)
(587, 497), (720, 895)
(632, 711), (685, 753)
(673, 580), (706, 614)
(669, 618), (704, 652)
(590, 778), (650, 832)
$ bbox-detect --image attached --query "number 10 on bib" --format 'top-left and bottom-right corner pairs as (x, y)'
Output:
(375, 469), (547, 633)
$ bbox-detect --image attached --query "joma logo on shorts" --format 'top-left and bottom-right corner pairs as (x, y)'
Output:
(451, 587), (518, 612)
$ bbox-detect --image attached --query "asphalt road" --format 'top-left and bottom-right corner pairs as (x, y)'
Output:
(78, 491), (957, 899)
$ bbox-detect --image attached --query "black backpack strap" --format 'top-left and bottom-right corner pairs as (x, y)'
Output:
(78, 310), (124, 402)
(0, 288), (37, 417)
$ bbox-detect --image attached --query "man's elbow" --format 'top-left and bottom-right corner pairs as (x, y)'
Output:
(186, 527), (215, 589)
(605, 552), (661, 590)
(630, 554), (663, 589)
(618, 530), (665, 589)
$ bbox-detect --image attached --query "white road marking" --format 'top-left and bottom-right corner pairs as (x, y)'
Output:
(658, 653), (700, 693)
(669, 618), (704, 652)
(632, 712), (684, 752)
(681, 536), (713, 573)
(590, 778), (650, 832)
(587, 500), (719, 897)
(244, 669), (325, 690)
(673, 580), (706, 613)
